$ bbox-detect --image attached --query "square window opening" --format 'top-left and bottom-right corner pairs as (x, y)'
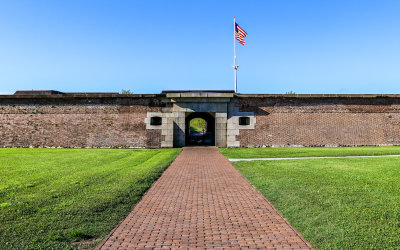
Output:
(239, 117), (250, 126)
(150, 116), (162, 126)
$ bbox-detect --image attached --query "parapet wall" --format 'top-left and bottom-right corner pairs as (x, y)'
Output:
(236, 95), (400, 147)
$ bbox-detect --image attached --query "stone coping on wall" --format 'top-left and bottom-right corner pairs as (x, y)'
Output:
(0, 93), (166, 99)
(2, 92), (400, 99)
(166, 93), (234, 98)
(236, 94), (400, 98)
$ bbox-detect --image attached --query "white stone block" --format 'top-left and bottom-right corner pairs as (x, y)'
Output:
(227, 123), (238, 130)
(161, 141), (173, 148)
(215, 112), (227, 118)
(227, 129), (240, 136)
(227, 134), (237, 140)
(216, 123), (227, 129)
(227, 141), (240, 147)
(216, 117), (227, 123)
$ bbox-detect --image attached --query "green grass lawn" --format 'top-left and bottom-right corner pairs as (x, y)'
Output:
(232, 156), (400, 249)
(220, 146), (400, 159)
(0, 148), (181, 249)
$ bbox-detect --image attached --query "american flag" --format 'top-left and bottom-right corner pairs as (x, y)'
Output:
(235, 22), (247, 45)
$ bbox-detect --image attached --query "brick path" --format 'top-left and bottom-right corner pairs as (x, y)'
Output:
(97, 147), (312, 249)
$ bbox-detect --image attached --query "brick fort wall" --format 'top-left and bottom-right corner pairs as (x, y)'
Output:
(0, 94), (164, 148)
(236, 96), (400, 147)
(1, 93), (400, 148)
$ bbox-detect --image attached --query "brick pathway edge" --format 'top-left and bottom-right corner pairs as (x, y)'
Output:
(96, 147), (313, 249)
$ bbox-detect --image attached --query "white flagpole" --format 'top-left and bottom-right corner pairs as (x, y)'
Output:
(233, 17), (239, 93)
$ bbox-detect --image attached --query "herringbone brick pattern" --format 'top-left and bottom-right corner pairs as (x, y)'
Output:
(97, 147), (312, 249)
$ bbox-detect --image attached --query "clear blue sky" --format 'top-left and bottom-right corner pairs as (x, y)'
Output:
(1, 0), (400, 94)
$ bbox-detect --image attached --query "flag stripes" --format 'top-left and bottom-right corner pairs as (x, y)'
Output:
(235, 23), (247, 45)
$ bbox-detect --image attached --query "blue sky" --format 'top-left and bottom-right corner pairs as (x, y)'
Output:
(0, 0), (400, 94)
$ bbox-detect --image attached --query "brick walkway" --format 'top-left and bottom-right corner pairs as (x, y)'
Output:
(97, 147), (312, 249)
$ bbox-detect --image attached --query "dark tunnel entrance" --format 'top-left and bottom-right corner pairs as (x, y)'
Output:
(185, 112), (215, 146)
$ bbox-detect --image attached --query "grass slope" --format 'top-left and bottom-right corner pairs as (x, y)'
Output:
(233, 157), (400, 249)
(220, 146), (400, 159)
(190, 118), (206, 133)
(0, 148), (181, 249)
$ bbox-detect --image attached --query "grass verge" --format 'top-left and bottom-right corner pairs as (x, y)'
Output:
(220, 146), (400, 159)
(0, 148), (181, 249)
(233, 157), (400, 249)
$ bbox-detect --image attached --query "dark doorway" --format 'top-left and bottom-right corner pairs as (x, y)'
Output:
(185, 112), (215, 146)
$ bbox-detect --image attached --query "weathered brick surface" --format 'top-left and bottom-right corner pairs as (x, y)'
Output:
(97, 147), (312, 249)
(2, 94), (400, 148)
(237, 97), (400, 147)
(0, 97), (164, 148)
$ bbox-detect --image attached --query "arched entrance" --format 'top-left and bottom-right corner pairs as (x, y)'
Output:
(185, 112), (215, 146)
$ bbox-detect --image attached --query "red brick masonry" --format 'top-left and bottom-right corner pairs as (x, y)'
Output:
(97, 147), (312, 249)
(2, 94), (400, 148)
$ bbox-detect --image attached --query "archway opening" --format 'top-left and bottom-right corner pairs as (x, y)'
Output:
(185, 112), (215, 146)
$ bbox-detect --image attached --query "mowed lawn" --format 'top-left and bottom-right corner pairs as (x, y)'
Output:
(220, 145), (400, 158)
(0, 148), (181, 249)
(226, 151), (400, 249)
